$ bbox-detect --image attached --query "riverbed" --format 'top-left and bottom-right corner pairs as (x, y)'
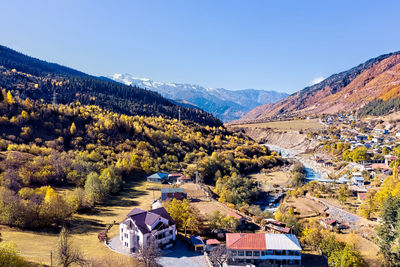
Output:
(265, 144), (334, 182)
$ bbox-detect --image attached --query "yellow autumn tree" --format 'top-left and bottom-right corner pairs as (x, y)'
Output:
(6, 91), (14, 104)
(70, 122), (77, 135)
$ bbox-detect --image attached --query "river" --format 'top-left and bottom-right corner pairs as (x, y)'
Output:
(265, 144), (333, 182)
(258, 144), (333, 212)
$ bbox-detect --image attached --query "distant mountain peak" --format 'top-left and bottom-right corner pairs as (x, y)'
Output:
(109, 73), (288, 122)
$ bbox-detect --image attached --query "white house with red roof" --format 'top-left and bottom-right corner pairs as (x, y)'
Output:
(226, 233), (301, 266)
(119, 207), (176, 253)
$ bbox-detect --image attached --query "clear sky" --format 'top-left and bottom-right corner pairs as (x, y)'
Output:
(1, 0), (400, 93)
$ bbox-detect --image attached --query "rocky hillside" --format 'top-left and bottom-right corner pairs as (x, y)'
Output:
(109, 73), (288, 122)
(240, 51), (400, 122)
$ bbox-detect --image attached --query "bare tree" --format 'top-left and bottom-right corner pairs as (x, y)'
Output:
(209, 246), (227, 267)
(57, 227), (86, 267)
(136, 237), (162, 267)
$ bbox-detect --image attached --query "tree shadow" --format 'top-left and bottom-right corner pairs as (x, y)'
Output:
(101, 174), (149, 209)
(67, 217), (106, 234)
(68, 173), (151, 232)
(302, 252), (328, 267)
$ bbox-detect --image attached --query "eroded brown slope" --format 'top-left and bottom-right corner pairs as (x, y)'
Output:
(240, 51), (400, 122)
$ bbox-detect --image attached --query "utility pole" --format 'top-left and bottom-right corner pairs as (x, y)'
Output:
(178, 108), (181, 123)
(257, 173), (260, 188)
(195, 171), (199, 190)
(52, 90), (56, 106)
(50, 250), (52, 267)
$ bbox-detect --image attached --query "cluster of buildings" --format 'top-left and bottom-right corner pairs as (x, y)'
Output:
(147, 172), (192, 184)
(119, 207), (302, 266)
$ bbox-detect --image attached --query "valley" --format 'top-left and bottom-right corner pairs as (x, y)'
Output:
(1, 26), (400, 267)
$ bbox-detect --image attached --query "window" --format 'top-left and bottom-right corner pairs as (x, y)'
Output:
(169, 230), (173, 235)
(253, 251), (260, 256)
(231, 250), (237, 256)
(246, 251), (252, 257)
(238, 250), (244, 257)
(261, 251), (266, 256)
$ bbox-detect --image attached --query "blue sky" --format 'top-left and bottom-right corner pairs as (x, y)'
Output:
(1, 0), (400, 93)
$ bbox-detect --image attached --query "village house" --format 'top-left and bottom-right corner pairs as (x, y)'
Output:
(168, 173), (183, 183)
(264, 219), (291, 234)
(206, 239), (221, 252)
(352, 172), (364, 187)
(160, 188), (187, 201)
(147, 172), (169, 183)
(319, 218), (345, 231)
(384, 155), (398, 167)
(226, 233), (302, 266)
(119, 207), (176, 253)
(337, 176), (350, 184)
(356, 135), (368, 142)
(177, 175), (192, 184)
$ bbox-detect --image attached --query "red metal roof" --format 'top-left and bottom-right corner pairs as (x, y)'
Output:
(358, 192), (368, 201)
(206, 239), (221, 245)
(226, 233), (266, 250)
(169, 173), (183, 177)
(371, 163), (387, 170)
(279, 227), (291, 234)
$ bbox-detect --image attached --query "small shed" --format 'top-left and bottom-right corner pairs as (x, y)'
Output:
(190, 236), (205, 253)
(177, 176), (192, 184)
(357, 192), (368, 202)
(147, 172), (168, 183)
(168, 173), (183, 183)
(205, 239), (220, 252)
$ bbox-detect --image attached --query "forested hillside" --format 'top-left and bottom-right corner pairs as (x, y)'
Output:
(0, 91), (284, 228)
(0, 45), (221, 126)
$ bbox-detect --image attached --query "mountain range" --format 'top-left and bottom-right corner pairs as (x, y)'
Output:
(109, 74), (288, 122)
(0, 45), (221, 126)
(239, 51), (400, 122)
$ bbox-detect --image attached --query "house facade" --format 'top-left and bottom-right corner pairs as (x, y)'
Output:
(119, 207), (176, 253)
(147, 172), (169, 183)
(161, 188), (187, 201)
(226, 233), (302, 266)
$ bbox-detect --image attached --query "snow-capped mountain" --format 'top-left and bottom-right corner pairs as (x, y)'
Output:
(109, 73), (288, 122)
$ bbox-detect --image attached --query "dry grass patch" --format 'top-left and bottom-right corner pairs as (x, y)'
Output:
(233, 119), (323, 131)
(284, 197), (326, 217)
(248, 171), (290, 188)
(1, 177), (158, 266)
